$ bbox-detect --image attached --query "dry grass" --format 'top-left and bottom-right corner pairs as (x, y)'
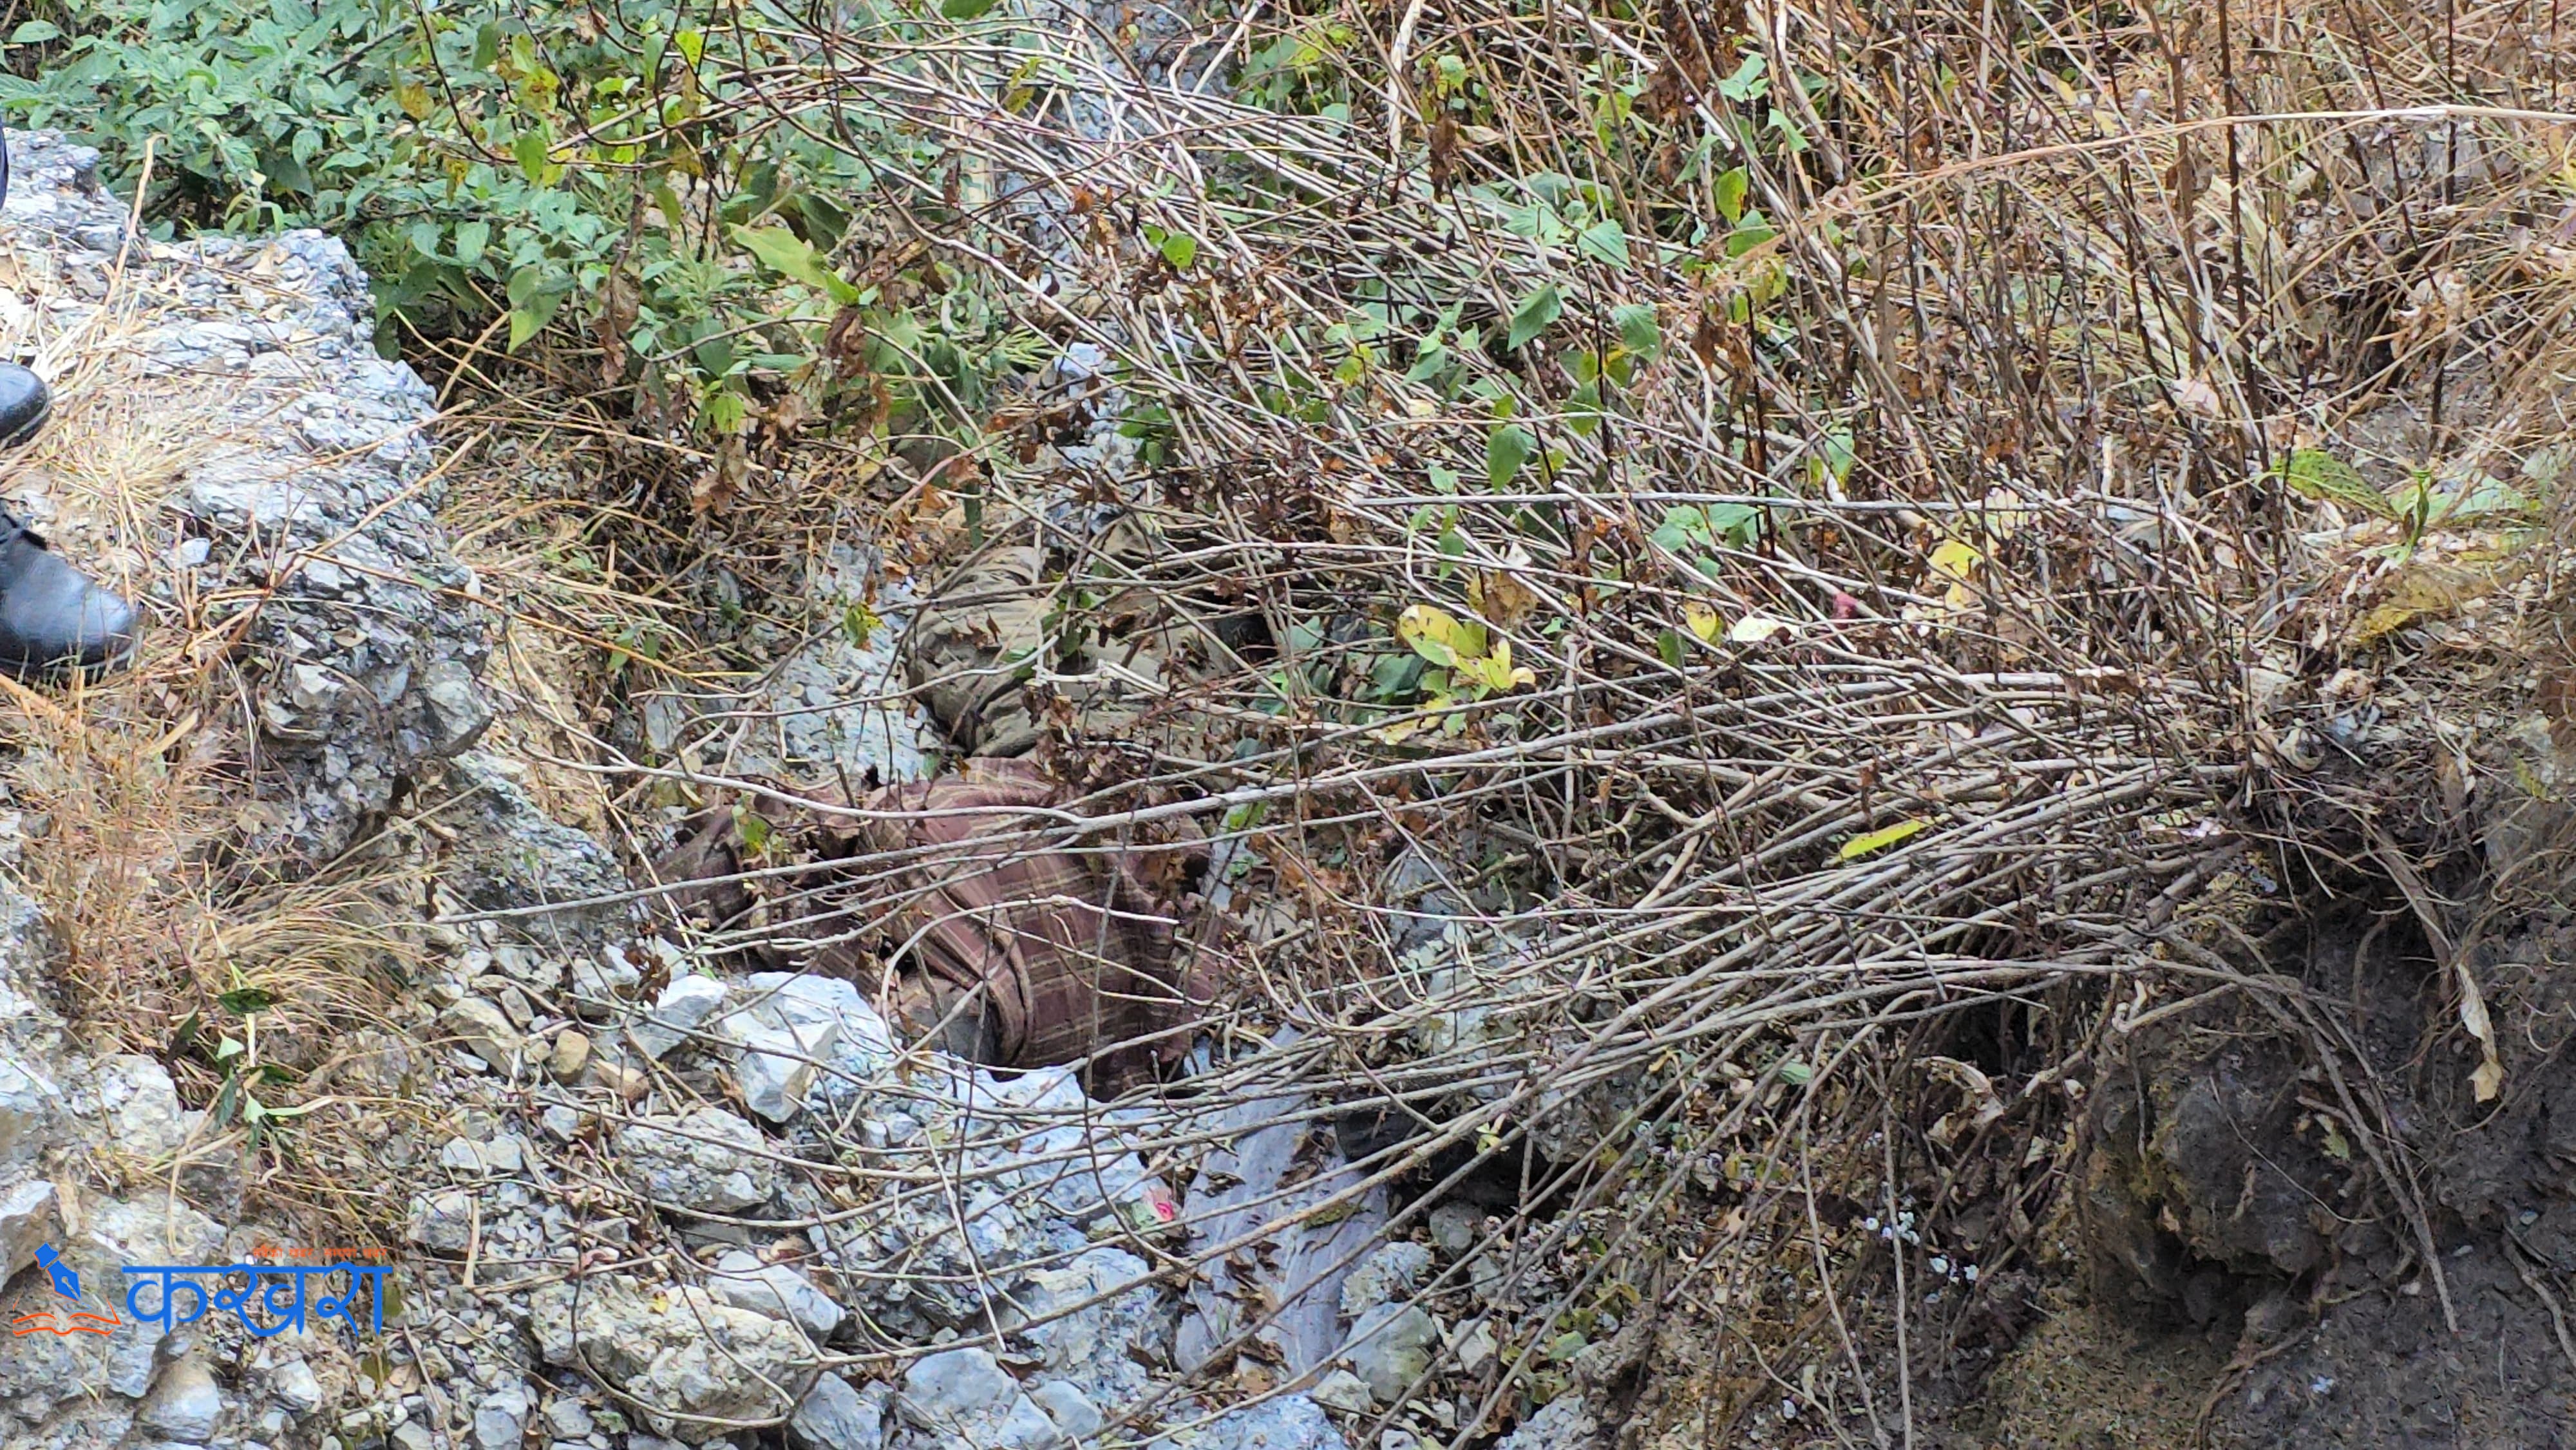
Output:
(0, 231), (447, 1243)
(442, 0), (2576, 1438)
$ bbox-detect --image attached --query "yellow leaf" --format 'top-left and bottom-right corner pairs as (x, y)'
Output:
(1455, 639), (1538, 693)
(2473, 1057), (2504, 1102)
(1397, 603), (1461, 651)
(1929, 539), (1982, 581)
(1399, 603), (1481, 667)
(1727, 613), (1793, 644)
(1372, 715), (1426, 744)
(1839, 818), (1930, 860)
(1684, 601), (1723, 643)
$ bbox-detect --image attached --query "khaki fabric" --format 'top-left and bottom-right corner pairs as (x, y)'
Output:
(898, 511), (1233, 760)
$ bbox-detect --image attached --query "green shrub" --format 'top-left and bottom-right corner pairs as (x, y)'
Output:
(1, 0), (1029, 473)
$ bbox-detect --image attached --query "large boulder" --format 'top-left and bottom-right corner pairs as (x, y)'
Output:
(530, 1275), (817, 1433)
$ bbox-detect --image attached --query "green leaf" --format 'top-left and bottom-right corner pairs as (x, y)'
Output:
(1158, 230), (1199, 269)
(1714, 167), (1750, 224)
(674, 26), (706, 65)
(2432, 475), (2538, 525)
(1656, 628), (1689, 668)
(1577, 217), (1631, 267)
(843, 602), (881, 649)
(507, 308), (544, 352)
(8, 20), (61, 42)
(217, 986), (278, 1015)
(1717, 52), (1768, 102)
(2282, 447), (2397, 518)
(1613, 303), (1660, 358)
(736, 811), (773, 856)
(473, 22), (502, 69)
(1486, 424), (1534, 491)
(942, 0), (1003, 17)
(732, 225), (863, 304)
(704, 390), (747, 435)
(1652, 505), (1705, 552)
(1839, 817), (1931, 860)
(1706, 500), (1759, 547)
(453, 220), (489, 267)
(1506, 283), (1562, 350)
(1777, 1057), (1815, 1084)
(406, 221), (442, 260)
(513, 131), (549, 187)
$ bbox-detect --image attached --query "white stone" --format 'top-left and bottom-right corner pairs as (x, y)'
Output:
(438, 1136), (524, 1174)
(95, 1055), (191, 1160)
(627, 974), (730, 1059)
(270, 1358), (323, 1414)
(439, 998), (522, 1071)
(1344, 1304), (1439, 1406)
(0, 1053), (56, 1172)
(542, 1398), (594, 1437)
(1454, 1319), (1497, 1374)
(406, 1187), (475, 1251)
(1311, 1369), (1373, 1415)
(0, 1179), (53, 1281)
(898, 1348), (1014, 1426)
(710, 1250), (844, 1340)
(138, 1355), (226, 1443)
(730, 1018), (824, 1124)
(471, 1382), (529, 1450)
(1028, 1381), (1101, 1438)
(741, 973), (895, 1076)
(788, 1373), (886, 1450)
(1339, 1241), (1434, 1321)
(617, 1107), (778, 1214)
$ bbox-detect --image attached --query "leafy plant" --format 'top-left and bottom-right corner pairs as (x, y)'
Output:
(1653, 503), (1761, 578)
(1374, 603), (1537, 741)
(4, 0), (1032, 491)
(171, 974), (317, 1148)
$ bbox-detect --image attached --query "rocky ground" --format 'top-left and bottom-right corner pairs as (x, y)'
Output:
(0, 131), (1591, 1450)
(0, 97), (2561, 1450)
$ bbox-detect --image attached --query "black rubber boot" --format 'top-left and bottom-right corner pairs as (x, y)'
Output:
(0, 137), (133, 679)
(0, 514), (134, 679)
(0, 364), (47, 449)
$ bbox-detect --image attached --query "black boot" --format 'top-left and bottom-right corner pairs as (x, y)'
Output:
(0, 135), (41, 451)
(0, 364), (46, 449)
(0, 514), (134, 679)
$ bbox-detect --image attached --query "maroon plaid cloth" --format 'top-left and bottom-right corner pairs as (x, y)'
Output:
(657, 759), (1209, 1093)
